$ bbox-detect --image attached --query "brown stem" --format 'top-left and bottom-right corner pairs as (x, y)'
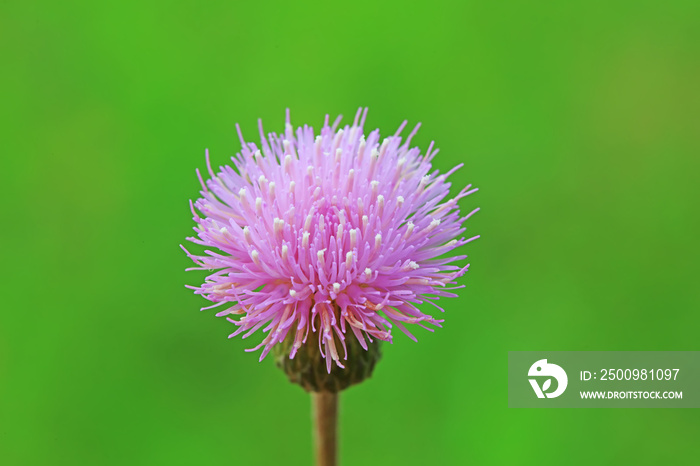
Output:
(312, 391), (338, 466)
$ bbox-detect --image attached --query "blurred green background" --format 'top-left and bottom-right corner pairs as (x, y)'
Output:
(2, 0), (699, 464)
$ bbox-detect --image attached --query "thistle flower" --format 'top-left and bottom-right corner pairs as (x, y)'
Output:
(183, 109), (479, 376)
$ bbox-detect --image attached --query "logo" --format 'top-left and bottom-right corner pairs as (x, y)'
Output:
(528, 359), (568, 398)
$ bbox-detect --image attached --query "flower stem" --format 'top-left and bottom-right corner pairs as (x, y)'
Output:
(312, 391), (338, 466)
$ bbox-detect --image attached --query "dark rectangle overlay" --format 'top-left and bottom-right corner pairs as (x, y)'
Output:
(508, 352), (700, 408)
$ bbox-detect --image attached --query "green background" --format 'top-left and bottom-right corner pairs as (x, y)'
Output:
(2, 0), (698, 464)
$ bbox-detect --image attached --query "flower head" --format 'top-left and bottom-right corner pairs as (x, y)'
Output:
(183, 109), (479, 372)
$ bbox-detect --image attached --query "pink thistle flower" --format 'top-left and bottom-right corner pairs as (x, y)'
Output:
(183, 109), (479, 372)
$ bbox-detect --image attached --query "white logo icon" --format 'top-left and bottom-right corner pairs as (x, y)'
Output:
(528, 359), (568, 398)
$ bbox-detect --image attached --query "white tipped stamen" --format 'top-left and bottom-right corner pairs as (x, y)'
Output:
(314, 136), (323, 158)
(269, 182), (276, 202)
(335, 148), (342, 163)
(332, 282), (341, 294)
(336, 223), (343, 239)
(368, 150), (379, 177)
(434, 198), (456, 215)
(251, 250), (260, 266)
(350, 229), (357, 248)
(257, 178), (268, 198)
(302, 231), (310, 248)
(404, 221), (414, 239)
(319, 215), (325, 231)
(379, 138), (389, 156)
(375, 233), (382, 249)
(289, 181), (296, 199)
(333, 129), (344, 148)
(284, 154), (292, 172)
(418, 175), (430, 192)
(274, 218), (284, 237)
(281, 244), (288, 260)
(243, 226), (253, 244)
(362, 215), (369, 230)
(304, 212), (314, 231)
(358, 137), (366, 161)
(345, 251), (353, 269)
(317, 249), (326, 264)
(427, 218), (441, 232)
(255, 197), (263, 215)
(346, 169), (355, 191)
(406, 278), (430, 285)
(377, 195), (385, 217)
(289, 289), (297, 298)
(364, 267), (372, 280)
(397, 196), (404, 208)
